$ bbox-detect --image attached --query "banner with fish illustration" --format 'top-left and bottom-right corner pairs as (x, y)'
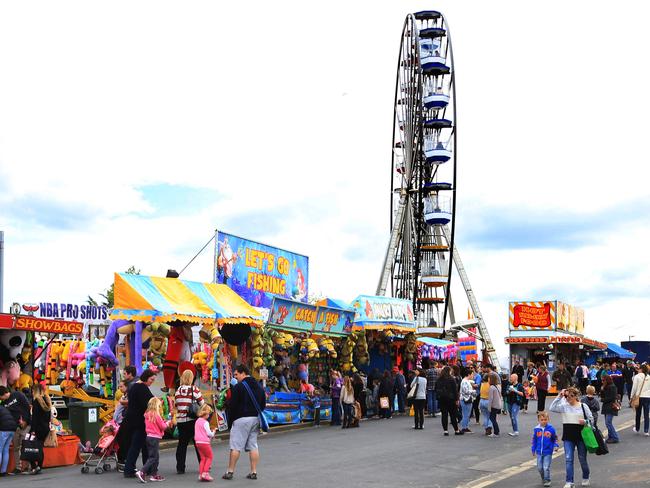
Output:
(350, 295), (416, 332)
(214, 231), (309, 308)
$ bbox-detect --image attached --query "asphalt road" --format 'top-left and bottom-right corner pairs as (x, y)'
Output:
(1, 401), (641, 488)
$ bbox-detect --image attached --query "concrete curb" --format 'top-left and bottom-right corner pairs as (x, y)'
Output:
(159, 421), (324, 451)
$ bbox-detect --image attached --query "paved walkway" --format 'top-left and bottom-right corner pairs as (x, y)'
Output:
(1, 402), (640, 487)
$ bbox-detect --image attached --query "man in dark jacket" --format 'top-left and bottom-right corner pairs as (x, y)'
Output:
(0, 386), (31, 474)
(511, 361), (525, 384)
(123, 369), (155, 478)
(393, 368), (406, 414)
(623, 362), (636, 402)
(552, 363), (572, 391)
(223, 364), (266, 480)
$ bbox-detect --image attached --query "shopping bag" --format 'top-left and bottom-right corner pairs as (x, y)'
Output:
(593, 426), (609, 455)
(379, 396), (390, 409)
(581, 425), (599, 453)
(20, 432), (42, 463)
(409, 405), (414, 417)
(44, 429), (58, 448)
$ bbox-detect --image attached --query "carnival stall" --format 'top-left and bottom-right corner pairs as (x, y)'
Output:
(350, 295), (417, 374)
(110, 272), (264, 389)
(0, 312), (85, 468)
(261, 297), (354, 424)
(506, 301), (606, 388)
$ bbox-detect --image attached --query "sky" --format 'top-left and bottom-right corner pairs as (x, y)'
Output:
(1, 1), (650, 360)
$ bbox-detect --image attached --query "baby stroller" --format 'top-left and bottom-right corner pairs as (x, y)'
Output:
(81, 420), (120, 474)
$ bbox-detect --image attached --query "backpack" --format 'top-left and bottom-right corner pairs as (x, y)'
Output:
(576, 366), (584, 379)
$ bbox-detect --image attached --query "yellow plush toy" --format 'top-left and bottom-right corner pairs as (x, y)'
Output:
(16, 372), (33, 390)
(304, 338), (319, 359)
(192, 351), (208, 370)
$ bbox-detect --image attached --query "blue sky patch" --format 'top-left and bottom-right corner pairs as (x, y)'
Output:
(137, 184), (221, 217)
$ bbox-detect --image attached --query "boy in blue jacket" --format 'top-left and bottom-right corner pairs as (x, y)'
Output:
(531, 411), (559, 487)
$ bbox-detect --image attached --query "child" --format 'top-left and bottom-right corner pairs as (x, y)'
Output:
(531, 411), (559, 488)
(113, 381), (128, 424)
(137, 397), (173, 483)
(581, 385), (600, 428)
(194, 404), (217, 482)
(311, 388), (322, 427)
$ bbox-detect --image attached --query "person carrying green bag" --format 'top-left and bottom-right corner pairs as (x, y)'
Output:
(550, 387), (594, 488)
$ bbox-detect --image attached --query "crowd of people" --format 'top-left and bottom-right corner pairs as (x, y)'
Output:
(0, 356), (648, 487)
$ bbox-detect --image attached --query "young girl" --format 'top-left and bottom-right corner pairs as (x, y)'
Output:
(194, 404), (217, 482)
(137, 397), (173, 483)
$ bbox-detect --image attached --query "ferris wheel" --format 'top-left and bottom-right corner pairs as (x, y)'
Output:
(377, 10), (457, 332)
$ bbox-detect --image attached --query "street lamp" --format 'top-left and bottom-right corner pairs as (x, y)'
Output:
(628, 335), (635, 342)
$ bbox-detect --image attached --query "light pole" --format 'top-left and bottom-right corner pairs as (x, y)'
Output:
(628, 335), (635, 342)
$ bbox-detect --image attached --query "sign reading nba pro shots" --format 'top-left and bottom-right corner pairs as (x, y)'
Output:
(214, 231), (309, 308)
(34, 302), (109, 323)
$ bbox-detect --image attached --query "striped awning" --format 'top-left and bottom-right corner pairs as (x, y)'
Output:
(110, 273), (263, 325)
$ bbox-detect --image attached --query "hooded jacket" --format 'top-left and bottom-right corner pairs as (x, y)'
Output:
(531, 423), (558, 456)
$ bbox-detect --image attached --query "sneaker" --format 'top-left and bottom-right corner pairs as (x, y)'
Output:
(201, 473), (214, 482)
(563, 483), (574, 488)
(149, 475), (165, 482)
(454, 430), (464, 435)
(136, 471), (147, 483)
(508, 431), (520, 436)
(633, 428), (639, 434)
(543, 481), (551, 487)
(487, 433), (500, 438)
(117, 464), (125, 473)
(463, 429), (474, 434)
(485, 427), (493, 436)
(645, 432), (649, 436)
(222, 472), (234, 480)
(443, 431), (449, 436)
(581, 480), (590, 486)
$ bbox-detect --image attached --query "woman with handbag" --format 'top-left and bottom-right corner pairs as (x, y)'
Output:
(600, 374), (620, 444)
(174, 369), (205, 474)
(409, 368), (427, 430)
(29, 383), (52, 474)
(459, 368), (476, 434)
(550, 386), (593, 488)
(435, 366), (462, 435)
(340, 376), (356, 429)
(631, 363), (650, 436)
(378, 371), (393, 419)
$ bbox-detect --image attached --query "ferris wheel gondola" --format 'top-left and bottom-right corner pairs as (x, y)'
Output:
(377, 10), (457, 334)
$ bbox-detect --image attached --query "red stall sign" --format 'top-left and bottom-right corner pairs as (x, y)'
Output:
(512, 302), (552, 329)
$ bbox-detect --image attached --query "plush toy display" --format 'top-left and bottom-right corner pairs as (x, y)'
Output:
(317, 337), (337, 358)
(0, 330), (27, 364)
(353, 331), (369, 364)
(340, 335), (356, 372)
(404, 333), (418, 362)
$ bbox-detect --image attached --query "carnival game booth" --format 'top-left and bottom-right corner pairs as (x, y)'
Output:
(110, 272), (264, 391)
(0, 313), (85, 469)
(418, 336), (458, 364)
(350, 295), (418, 374)
(506, 301), (606, 393)
(262, 297), (354, 424)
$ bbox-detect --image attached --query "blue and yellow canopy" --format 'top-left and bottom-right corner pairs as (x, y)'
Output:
(110, 273), (263, 325)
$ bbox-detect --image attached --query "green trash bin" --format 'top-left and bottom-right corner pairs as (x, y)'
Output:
(68, 401), (102, 446)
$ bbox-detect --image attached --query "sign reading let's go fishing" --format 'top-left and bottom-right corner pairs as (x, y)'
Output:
(214, 231), (309, 308)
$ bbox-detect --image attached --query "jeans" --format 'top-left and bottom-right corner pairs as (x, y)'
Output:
(635, 397), (650, 433)
(141, 437), (160, 476)
(509, 402), (520, 432)
(605, 413), (619, 441)
(342, 402), (354, 428)
(472, 395), (480, 421)
(0, 431), (14, 474)
(440, 399), (459, 432)
(125, 428), (149, 476)
(536, 453), (552, 482)
(413, 399), (425, 428)
(426, 390), (438, 415)
(489, 408), (500, 435)
(176, 420), (201, 472)
(460, 400), (473, 430)
(331, 399), (341, 425)
(479, 399), (492, 429)
(563, 440), (589, 483)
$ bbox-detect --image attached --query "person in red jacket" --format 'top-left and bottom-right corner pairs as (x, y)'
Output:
(536, 366), (549, 413)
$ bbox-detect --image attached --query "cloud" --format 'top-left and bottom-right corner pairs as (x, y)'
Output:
(3, 195), (101, 230)
(458, 198), (650, 251)
(137, 184), (221, 218)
